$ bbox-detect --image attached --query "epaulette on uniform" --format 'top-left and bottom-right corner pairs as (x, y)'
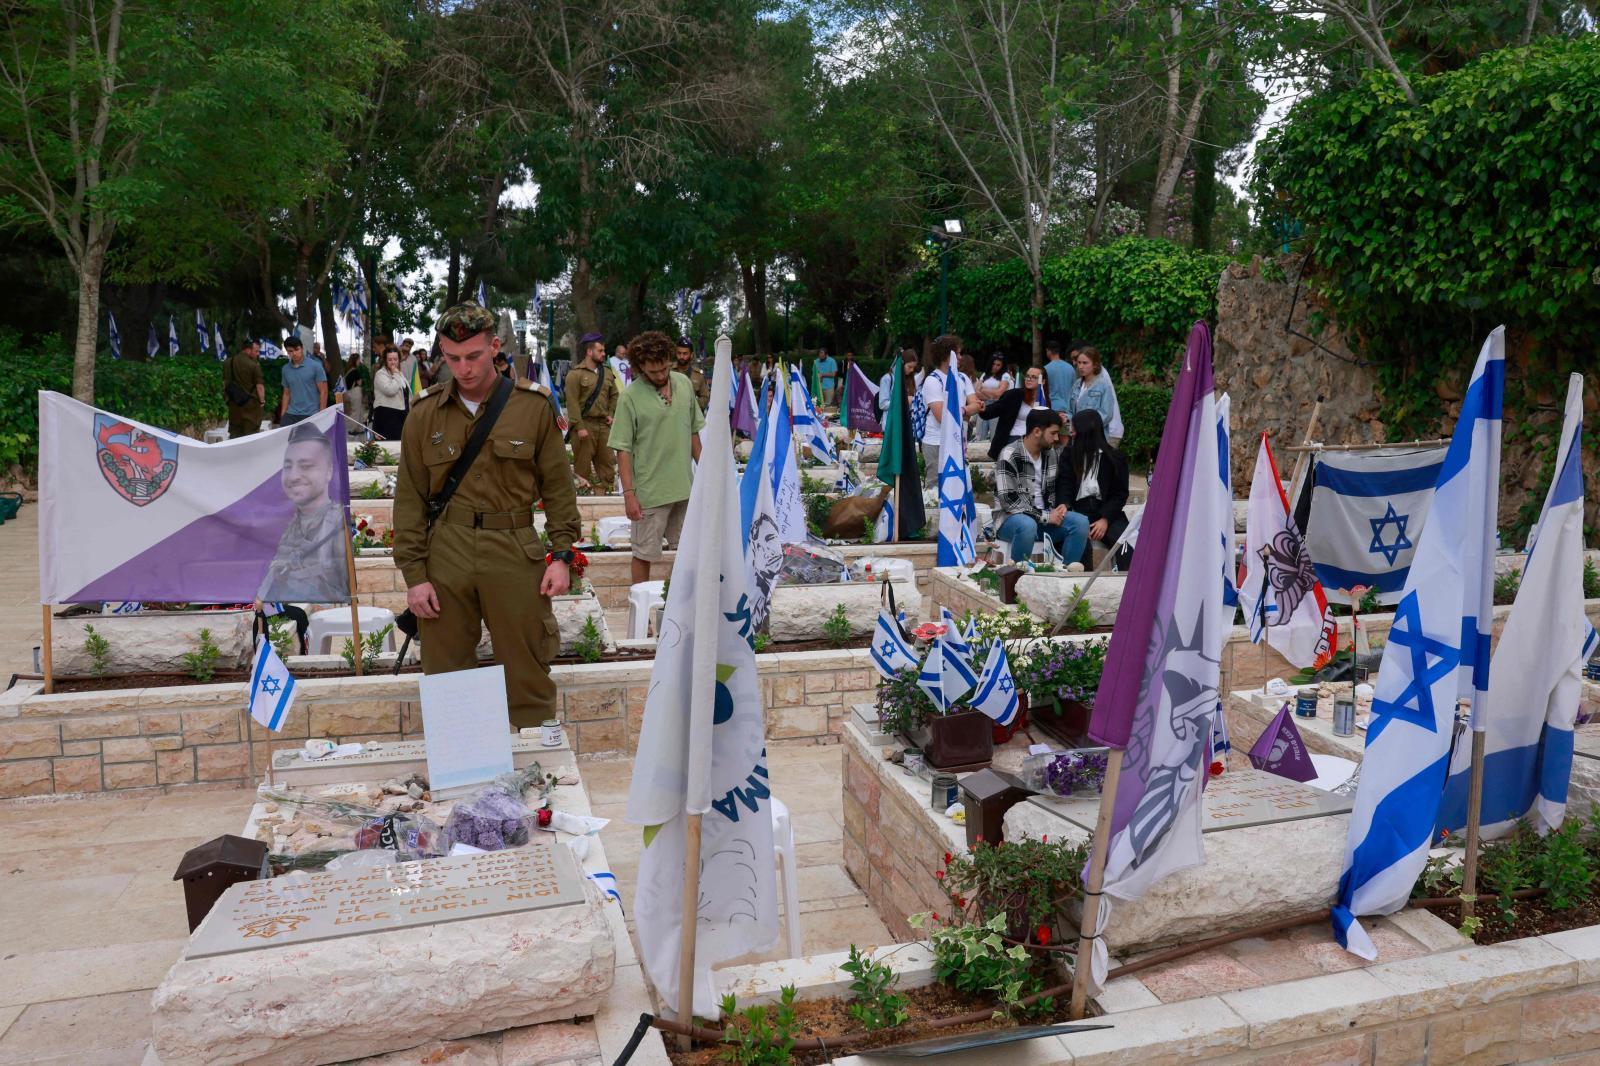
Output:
(516, 379), (551, 397)
(414, 383), (445, 403)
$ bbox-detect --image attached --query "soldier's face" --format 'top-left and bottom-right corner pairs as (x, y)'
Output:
(281, 440), (332, 509)
(585, 343), (604, 365)
(675, 347), (691, 368)
(440, 333), (500, 400)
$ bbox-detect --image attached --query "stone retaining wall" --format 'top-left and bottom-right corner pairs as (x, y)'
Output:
(0, 649), (879, 799)
(355, 542), (941, 613)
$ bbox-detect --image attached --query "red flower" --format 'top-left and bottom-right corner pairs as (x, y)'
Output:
(943, 852), (952, 865)
(934, 870), (944, 880)
(1037, 925), (1051, 945)
(1209, 761), (1225, 777)
(1041, 835), (1048, 843)
(931, 912), (941, 923)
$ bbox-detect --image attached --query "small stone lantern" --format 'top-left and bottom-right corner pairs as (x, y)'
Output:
(958, 768), (1035, 849)
(173, 834), (270, 932)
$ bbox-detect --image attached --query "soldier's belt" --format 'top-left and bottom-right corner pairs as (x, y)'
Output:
(440, 503), (536, 530)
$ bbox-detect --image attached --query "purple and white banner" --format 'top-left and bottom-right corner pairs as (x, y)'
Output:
(40, 393), (351, 605)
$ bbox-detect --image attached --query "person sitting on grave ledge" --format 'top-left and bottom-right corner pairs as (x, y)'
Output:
(993, 407), (1088, 565)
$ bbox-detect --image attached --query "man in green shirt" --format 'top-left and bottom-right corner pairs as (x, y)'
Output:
(609, 330), (705, 583)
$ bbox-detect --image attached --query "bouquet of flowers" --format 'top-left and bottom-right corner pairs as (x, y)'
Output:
(876, 667), (941, 736)
(1014, 637), (1109, 706)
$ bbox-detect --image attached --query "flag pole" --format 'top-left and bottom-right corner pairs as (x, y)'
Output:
(1069, 747), (1124, 1020)
(675, 811), (704, 1050)
(344, 523), (364, 677)
(40, 605), (54, 694)
(1460, 712), (1486, 922)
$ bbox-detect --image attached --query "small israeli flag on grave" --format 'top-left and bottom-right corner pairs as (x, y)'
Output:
(870, 610), (917, 680)
(969, 642), (1019, 726)
(248, 636), (297, 732)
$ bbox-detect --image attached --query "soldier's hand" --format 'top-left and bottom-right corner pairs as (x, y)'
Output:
(605, 416), (613, 426)
(406, 581), (442, 619)
(577, 428), (588, 439)
(541, 560), (570, 597)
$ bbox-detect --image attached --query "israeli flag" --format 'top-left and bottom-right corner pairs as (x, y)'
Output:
(531, 281), (542, 319)
(108, 312), (121, 360)
(969, 641), (1019, 726)
(939, 633), (979, 708)
(146, 323), (159, 359)
(1306, 444), (1449, 605)
(1332, 327), (1503, 960)
(588, 869), (623, 906)
(168, 316), (180, 357)
(916, 640), (945, 710)
(259, 339), (284, 360)
(939, 606), (973, 664)
(476, 278), (488, 306)
(691, 292), (704, 315)
(676, 289), (687, 318)
(1210, 701), (1231, 762)
(870, 610), (918, 680)
(196, 310), (208, 351)
(213, 324), (227, 360)
(788, 363), (837, 464)
(1438, 373), (1587, 838)
(874, 495), (895, 544)
(248, 635), (298, 732)
(935, 356), (977, 567)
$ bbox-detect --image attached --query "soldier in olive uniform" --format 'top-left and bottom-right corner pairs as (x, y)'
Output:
(223, 339), (265, 438)
(563, 331), (619, 492)
(393, 302), (581, 729)
(675, 338), (710, 410)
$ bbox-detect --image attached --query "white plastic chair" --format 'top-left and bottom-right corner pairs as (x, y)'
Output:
(627, 580), (667, 641)
(771, 797), (802, 958)
(596, 515), (631, 548)
(307, 605), (397, 655)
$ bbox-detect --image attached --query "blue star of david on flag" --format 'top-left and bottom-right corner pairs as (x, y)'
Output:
(969, 641), (1018, 726)
(1367, 591), (1462, 737)
(1367, 503), (1413, 565)
(260, 676), (282, 696)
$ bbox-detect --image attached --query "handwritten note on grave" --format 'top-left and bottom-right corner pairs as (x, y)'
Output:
(186, 840), (587, 959)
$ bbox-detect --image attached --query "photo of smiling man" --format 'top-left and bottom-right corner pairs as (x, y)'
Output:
(256, 420), (351, 603)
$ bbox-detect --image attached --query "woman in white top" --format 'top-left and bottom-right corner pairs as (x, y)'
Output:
(975, 353), (1012, 441)
(371, 345), (409, 441)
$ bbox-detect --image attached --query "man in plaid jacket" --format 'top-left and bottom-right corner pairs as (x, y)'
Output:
(993, 408), (1089, 565)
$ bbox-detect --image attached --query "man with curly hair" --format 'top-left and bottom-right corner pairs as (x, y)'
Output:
(609, 330), (705, 583)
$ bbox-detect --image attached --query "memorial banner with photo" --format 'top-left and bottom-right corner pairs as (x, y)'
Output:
(39, 392), (350, 605)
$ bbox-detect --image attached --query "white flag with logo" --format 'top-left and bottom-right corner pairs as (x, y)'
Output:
(626, 335), (777, 1018)
(1240, 432), (1335, 668)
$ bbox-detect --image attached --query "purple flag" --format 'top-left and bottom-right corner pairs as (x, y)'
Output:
(1247, 704), (1317, 782)
(845, 363), (882, 434)
(1080, 322), (1227, 989)
(731, 367), (757, 437)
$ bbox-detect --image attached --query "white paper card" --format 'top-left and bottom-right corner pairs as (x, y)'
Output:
(419, 665), (514, 794)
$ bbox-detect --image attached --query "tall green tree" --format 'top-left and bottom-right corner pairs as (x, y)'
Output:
(0, 0), (388, 399)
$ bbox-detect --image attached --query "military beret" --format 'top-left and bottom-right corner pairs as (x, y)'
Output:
(579, 332), (604, 345)
(437, 301), (496, 343)
(286, 420), (332, 452)
(676, 337), (692, 348)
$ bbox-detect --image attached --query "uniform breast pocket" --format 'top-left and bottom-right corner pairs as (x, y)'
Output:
(492, 438), (532, 462)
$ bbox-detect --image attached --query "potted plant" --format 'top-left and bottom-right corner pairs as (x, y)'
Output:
(1014, 638), (1109, 743)
(963, 609), (1048, 744)
(875, 668), (993, 769)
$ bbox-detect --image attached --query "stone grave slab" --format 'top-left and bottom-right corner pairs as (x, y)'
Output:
(271, 733), (572, 785)
(185, 839), (586, 959)
(1568, 723), (1600, 812)
(1228, 687), (1365, 761)
(1005, 768), (1353, 954)
(152, 841), (614, 1066)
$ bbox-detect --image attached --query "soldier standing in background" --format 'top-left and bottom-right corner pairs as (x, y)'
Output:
(563, 331), (619, 493)
(674, 337), (709, 411)
(223, 339), (265, 438)
(393, 301), (581, 729)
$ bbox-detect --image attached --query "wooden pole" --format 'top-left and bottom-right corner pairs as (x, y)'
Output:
(40, 605), (54, 694)
(344, 530), (364, 676)
(243, 705), (258, 785)
(1068, 747), (1125, 1020)
(1050, 513), (1141, 636)
(1284, 399), (1324, 498)
(1460, 722), (1486, 922)
(890, 475), (900, 544)
(675, 811), (705, 1049)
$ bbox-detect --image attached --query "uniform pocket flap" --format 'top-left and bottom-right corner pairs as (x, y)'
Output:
(492, 437), (532, 459)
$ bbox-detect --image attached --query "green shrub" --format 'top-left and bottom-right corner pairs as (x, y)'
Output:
(82, 624), (112, 678)
(841, 944), (910, 1031)
(0, 335), (234, 476)
(183, 628), (223, 682)
(887, 238), (1231, 372)
(718, 986), (799, 1066)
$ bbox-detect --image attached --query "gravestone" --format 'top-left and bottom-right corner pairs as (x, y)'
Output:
(271, 733), (572, 785)
(1005, 768), (1354, 953)
(152, 841), (614, 1066)
(1567, 724), (1600, 812)
(186, 840), (586, 959)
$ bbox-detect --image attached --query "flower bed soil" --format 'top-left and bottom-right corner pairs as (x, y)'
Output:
(665, 982), (1074, 1066)
(1429, 894), (1600, 945)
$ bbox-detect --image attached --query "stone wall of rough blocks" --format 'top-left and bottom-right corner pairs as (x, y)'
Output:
(0, 648), (878, 799)
(840, 726), (958, 941)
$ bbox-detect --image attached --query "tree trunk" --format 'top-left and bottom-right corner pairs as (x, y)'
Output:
(1146, 67), (1215, 238)
(739, 258), (770, 356)
(572, 253), (601, 336)
(319, 285), (342, 365)
(1030, 273), (1045, 366)
(447, 241), (461, 308)
(294, 241), (315, 328)
(72, 246), (106, 402)
(1191, 135), (1216, 251)
(626, 273), (650, 338)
